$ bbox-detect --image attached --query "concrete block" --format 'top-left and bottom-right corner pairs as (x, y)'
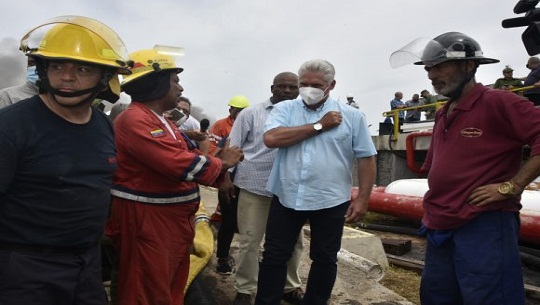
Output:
(340, 226), (389, 268)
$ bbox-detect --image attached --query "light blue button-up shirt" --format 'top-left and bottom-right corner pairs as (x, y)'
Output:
(265, 97), (376, 211)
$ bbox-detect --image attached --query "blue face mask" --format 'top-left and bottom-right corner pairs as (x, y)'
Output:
(26, 66), (38, 84)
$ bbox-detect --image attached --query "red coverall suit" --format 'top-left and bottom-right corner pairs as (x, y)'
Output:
(208, 116), (233, 155)
(106, 102), (224, 305)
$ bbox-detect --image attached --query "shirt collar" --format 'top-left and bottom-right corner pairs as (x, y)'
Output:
(443, 83), (487, 112)
(263, 98), (274, 110)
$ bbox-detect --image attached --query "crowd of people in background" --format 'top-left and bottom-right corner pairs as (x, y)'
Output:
(383, 58), (540, 126)
(1, 15), (540, 305)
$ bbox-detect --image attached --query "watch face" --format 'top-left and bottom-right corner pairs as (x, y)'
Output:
(498, 182), (514, 195)
(313, 123), (323, 131)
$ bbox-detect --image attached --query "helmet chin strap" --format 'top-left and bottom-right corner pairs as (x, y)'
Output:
(447, 77), (471, 101)
(38, 73), (110, 108)
(49, 90), (100, 108)
(35, 58), (113, 107)
(447, 63), (475, 101)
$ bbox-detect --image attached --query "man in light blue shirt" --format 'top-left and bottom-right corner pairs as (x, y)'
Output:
(225, 72), (304, 305)
(390, 91), (405, 124)
(255, 59), (377, 305)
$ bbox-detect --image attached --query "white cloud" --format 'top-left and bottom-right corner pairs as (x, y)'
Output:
(0, 0), (532, 133)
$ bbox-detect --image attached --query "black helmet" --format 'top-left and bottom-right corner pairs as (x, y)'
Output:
(415, 32), (499, 67)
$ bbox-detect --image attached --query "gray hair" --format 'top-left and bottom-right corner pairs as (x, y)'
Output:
(529, 56), (540, 64)
(298, 59), (335, 84)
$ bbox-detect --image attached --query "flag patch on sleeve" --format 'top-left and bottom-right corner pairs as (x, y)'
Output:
(150, 129), (166, 137)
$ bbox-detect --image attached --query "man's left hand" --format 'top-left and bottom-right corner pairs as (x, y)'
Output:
(467, 183), (517, 206)
(345, 198), (368, 223)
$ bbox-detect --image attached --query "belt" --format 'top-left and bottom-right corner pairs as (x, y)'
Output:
(0, 242), (91, 255)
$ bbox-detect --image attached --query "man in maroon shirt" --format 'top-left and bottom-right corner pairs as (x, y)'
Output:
(395, 32), (540, 305)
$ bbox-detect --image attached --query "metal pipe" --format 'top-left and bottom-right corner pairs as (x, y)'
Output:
(355, 222), (421, 236)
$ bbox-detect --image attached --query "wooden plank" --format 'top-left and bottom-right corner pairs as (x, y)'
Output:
(386, 254), (424, 275)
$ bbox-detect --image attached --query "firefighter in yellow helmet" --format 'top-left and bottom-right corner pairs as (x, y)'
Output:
(20, 15), (131, 105)
(0, 16), (130, 304)
(106, 48), (243, 305)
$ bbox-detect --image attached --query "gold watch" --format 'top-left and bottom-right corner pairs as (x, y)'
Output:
(498, 181), (516, 196)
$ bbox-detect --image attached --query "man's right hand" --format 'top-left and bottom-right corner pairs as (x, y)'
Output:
(184, 130), (207, 142)
(318, 111), (342, 131)
(215, 139), (244, 171)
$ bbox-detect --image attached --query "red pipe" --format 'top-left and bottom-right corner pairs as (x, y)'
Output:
(520, 213), (540, 245)
(356, 187), (540, 245)
(367, 191), (424, 221)
(405, 131), (432, 174)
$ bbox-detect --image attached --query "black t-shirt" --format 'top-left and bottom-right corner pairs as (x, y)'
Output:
(0, 96), (116, 247)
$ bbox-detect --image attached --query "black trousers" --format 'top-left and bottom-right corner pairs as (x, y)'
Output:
(0, 244), (106, 305)
(255, 196), (348, 305)
(216, 186), (240, 259)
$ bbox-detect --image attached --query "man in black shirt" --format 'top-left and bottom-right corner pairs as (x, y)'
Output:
(0, 16), (130, 305)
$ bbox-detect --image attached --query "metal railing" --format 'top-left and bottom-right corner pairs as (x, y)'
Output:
(381, 85), (538, 140)
(508, 84), (535, 94)
(382, 102), (446, 140)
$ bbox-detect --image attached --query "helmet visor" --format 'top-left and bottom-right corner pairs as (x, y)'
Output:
(389, 37), (431, 68)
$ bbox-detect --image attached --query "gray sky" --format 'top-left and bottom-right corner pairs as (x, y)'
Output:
(0, 0), (531, 133)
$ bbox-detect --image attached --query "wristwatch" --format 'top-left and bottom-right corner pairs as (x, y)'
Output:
(498, 181), (516, 196)
(313, 122), (323, 132)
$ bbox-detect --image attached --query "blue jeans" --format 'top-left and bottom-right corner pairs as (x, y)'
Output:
(255, 196), (348, 305)
(420, 211), (524, 305)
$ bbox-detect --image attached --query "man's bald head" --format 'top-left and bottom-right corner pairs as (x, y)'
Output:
(271, 72), (299, 103)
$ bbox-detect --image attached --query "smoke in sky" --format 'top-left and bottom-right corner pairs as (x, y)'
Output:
(0, 37), (26, 90)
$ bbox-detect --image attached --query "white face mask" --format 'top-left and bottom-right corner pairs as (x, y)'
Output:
(299, 86), (327, 105)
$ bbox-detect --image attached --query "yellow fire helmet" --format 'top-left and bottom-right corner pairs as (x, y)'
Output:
(19, 15), (131, 102)
(20, 15), (131, 74)
(121, 48), (184, 86)
(228, 95), (250, 109)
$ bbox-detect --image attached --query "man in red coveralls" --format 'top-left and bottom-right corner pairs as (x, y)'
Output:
(106, 48), (243, 305)
(392, 32), (540, 305)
